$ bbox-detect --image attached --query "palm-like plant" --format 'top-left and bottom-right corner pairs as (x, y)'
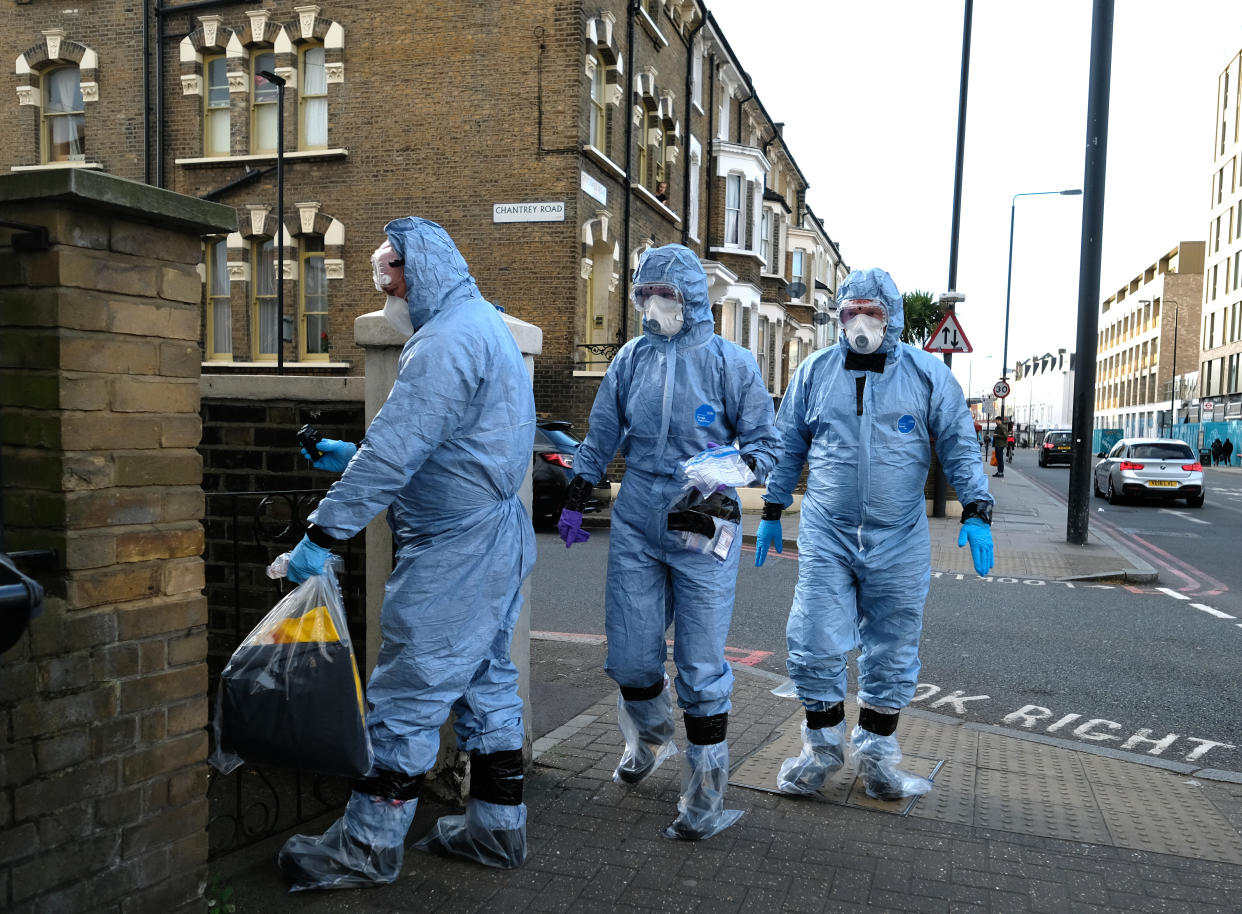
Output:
(900, 289), (942, 346)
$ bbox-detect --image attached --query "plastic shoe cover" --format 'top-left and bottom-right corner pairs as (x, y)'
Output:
(414, 798), (528, 869)
(613, 681), (677, 785)
(662, 742), (743, 840)
(850, 726), (933, 801)
(278, 791), (418, 891)
(777, 720), (847, 795)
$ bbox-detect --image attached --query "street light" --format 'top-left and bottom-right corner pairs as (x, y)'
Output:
(1000, 188), (1083, 428)
(1139, 297), (1179, 434)
(258, 69), (286, 375)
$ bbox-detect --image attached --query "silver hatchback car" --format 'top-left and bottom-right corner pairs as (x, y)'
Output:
(1092, 437), (1205, 507)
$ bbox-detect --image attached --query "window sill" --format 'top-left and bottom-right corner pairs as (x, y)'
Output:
(638, 9), (669, 47)
(572, 369), (608, 378)
(11, 161), (104, 172)
(175, 149), (349, 166)
(583, 145), (626, 182)
(710, 245), (757, 258)
(202, 360), (351, 369)
(632, 183), (681, 225)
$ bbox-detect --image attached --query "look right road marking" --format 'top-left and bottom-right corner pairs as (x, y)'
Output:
(1191, 603), (1237, 620)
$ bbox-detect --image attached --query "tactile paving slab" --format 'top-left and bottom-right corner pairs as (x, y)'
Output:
(729, 704), (1242, 862)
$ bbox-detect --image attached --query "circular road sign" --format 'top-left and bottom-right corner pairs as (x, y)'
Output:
(993, 379), (1011, 399)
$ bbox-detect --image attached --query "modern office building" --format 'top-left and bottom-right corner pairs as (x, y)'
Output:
(1094, 242), (1204, 436)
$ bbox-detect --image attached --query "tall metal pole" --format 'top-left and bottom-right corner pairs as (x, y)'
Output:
(260, 69), (287, 375)
(1067, 0), (1114, 545)
(932, 0), (972, 519)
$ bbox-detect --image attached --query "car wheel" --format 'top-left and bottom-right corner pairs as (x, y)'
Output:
(1093, 474), (1103, 498)
(1038, 455), (1045, 467)
(1186, 493), (1205, 508)
(1106, 479), (1122, 505)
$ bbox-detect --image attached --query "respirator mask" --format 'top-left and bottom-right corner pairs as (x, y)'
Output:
(633, 282), (685, 338)
(839, 299), (888, 355)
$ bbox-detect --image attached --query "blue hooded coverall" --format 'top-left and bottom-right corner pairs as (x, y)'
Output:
(572, 245), (780, 720)
(284, 218), (535, 882)
(764, 268), (992, 713)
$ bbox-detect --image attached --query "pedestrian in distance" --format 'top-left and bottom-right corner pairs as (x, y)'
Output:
(992, 419), (1008, 477)
(1006, 427), (1015, 462)
(755, 268), (995, 802)
(1211, 437), (1222, 466)
(1224, 438), (1234, 467)
(557, 243), (781, 840)
(276, 217), (537, 889)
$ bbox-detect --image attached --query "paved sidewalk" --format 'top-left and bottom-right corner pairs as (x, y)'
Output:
(218, 639), (1242, 912)
(211, 454), (1242, 911)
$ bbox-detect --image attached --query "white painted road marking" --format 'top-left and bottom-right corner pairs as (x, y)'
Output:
(1157, 587), (1191, 600)
(1159, 508), (1211, 525)
(1191, 603), (1237, 619)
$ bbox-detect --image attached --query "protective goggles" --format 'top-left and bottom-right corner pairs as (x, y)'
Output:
(838, 299), (888, 324)
(631, 282), (684, 311)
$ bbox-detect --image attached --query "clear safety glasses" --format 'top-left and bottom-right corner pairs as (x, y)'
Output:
(838, 299), (888, 324)
(631, 282), (684, 312)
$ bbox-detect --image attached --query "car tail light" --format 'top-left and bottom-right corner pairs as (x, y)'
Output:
(1043, 442), (1054, 449)
(540, 452), (574, 468)
(1118, 461), (1144, 471)
(1182, 462), (1202, 471)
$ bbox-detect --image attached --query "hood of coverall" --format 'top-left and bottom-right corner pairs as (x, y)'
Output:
(383, 217), (483, 333)
(837, 268), (905, 355)
(633, 244), (713, 342)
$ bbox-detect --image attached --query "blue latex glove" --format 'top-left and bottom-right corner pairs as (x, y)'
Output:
(957, 518), (994, 576)
(557, 509), (591, 548)
(755, 519), (783, 567)
(287, 534), (331, 583)
(301, 438), (357, 473)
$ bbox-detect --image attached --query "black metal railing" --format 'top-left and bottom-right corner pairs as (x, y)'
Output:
(204, 489), (365, 860)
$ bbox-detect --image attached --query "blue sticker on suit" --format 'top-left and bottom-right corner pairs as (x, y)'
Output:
(897, 414), (916, 433)
(695, 404), (716, 426)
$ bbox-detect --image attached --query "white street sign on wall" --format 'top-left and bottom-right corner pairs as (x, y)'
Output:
(493, 202), (566, 223)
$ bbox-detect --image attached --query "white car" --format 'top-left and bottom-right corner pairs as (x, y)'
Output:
(1092, 437), (1205, 507)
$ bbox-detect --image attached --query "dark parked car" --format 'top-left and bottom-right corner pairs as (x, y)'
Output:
(1038, 429), (1074, 467)
(532, 420), (606, 524)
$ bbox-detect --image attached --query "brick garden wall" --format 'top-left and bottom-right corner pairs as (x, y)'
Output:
(0, 171), (235, 913)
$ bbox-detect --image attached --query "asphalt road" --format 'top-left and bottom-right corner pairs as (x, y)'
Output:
(529, 507), (1242, 773)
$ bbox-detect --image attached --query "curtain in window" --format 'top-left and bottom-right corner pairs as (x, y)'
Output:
(253, 54), (278, 152)
(210, 243), (232, 354)
(303, 254), (328, 354)
(302, 48), (327, 147)
(206, 58), (230, 155)
(725, 176), (740, 245)
(46, 68), (84, 161)
(256, 241), (278, 355)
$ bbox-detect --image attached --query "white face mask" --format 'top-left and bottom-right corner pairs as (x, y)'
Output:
(644, 295), (684, 338)
(383, 294), (414, 338)
(844, 313), (886, 354)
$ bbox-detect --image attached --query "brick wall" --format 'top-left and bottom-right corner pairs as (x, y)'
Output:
(0, 170), (235, 913)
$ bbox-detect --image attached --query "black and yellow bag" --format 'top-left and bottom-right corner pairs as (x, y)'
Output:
(210, 563), (372, 778)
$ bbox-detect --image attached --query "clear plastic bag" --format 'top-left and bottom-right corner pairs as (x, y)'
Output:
(210, 560), (373, 778)
(666, 445), (753, 559)
(681, 444), (756, 492)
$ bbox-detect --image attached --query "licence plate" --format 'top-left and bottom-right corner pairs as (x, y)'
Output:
(1148, 480), (1177, 487)
(1056, 446), (1070, 451)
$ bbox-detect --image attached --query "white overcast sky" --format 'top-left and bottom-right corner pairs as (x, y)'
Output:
(706, 0), (1242, 397)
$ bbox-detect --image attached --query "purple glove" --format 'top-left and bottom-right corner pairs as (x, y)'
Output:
(557, 509), (591, 548)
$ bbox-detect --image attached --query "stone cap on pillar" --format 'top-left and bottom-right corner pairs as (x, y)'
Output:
(355, 308), (543, 358)
(0, 169), (237, 236)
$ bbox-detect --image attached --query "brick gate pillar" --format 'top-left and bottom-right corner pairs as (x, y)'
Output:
(0, 170), (235, 913)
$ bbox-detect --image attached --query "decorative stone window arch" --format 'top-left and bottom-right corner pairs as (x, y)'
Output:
(632, 67), (666, 191)
(585, 11), (624, 154)
(14, 30), (100, 167)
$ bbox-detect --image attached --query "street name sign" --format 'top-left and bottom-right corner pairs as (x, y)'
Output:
(923, 311), (973, 353)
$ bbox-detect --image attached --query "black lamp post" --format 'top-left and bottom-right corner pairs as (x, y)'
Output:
(259, 69), (286, 375)
(999, 188), (1082, 425)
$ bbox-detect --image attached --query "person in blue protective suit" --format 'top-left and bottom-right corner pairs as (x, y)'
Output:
(755, 268), (994, 801)
(276, 217), (537, 889)
(558, 244), (780, 839)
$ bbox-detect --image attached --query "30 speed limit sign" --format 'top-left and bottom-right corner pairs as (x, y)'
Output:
(992, 379), (1011, 399)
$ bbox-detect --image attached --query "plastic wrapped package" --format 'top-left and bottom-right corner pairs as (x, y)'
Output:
(777, 720), (847, 795)
(614, 676), (677, 784)
(662, 741), (743, 840)
(279, 791), (417, 891)
(210, 560), (372, 778)
(415, 799), (528, 869)
(850, 726), (933, 800)
(666, 444), (752, 559)
(681, 444), (756, 492)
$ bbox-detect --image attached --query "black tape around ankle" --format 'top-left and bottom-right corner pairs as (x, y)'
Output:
(857, 707), (899, 737)
(352, 768), (425, 802)
(684, 712), (728, 745)
(620, 679), (665, 702)
(469, 749), (524, 806)
(805, 702), (845, 729)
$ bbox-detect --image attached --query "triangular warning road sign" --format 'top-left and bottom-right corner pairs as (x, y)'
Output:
(922, 311), (973, 353)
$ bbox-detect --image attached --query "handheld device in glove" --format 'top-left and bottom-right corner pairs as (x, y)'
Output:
(297, 424), (324, 461)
